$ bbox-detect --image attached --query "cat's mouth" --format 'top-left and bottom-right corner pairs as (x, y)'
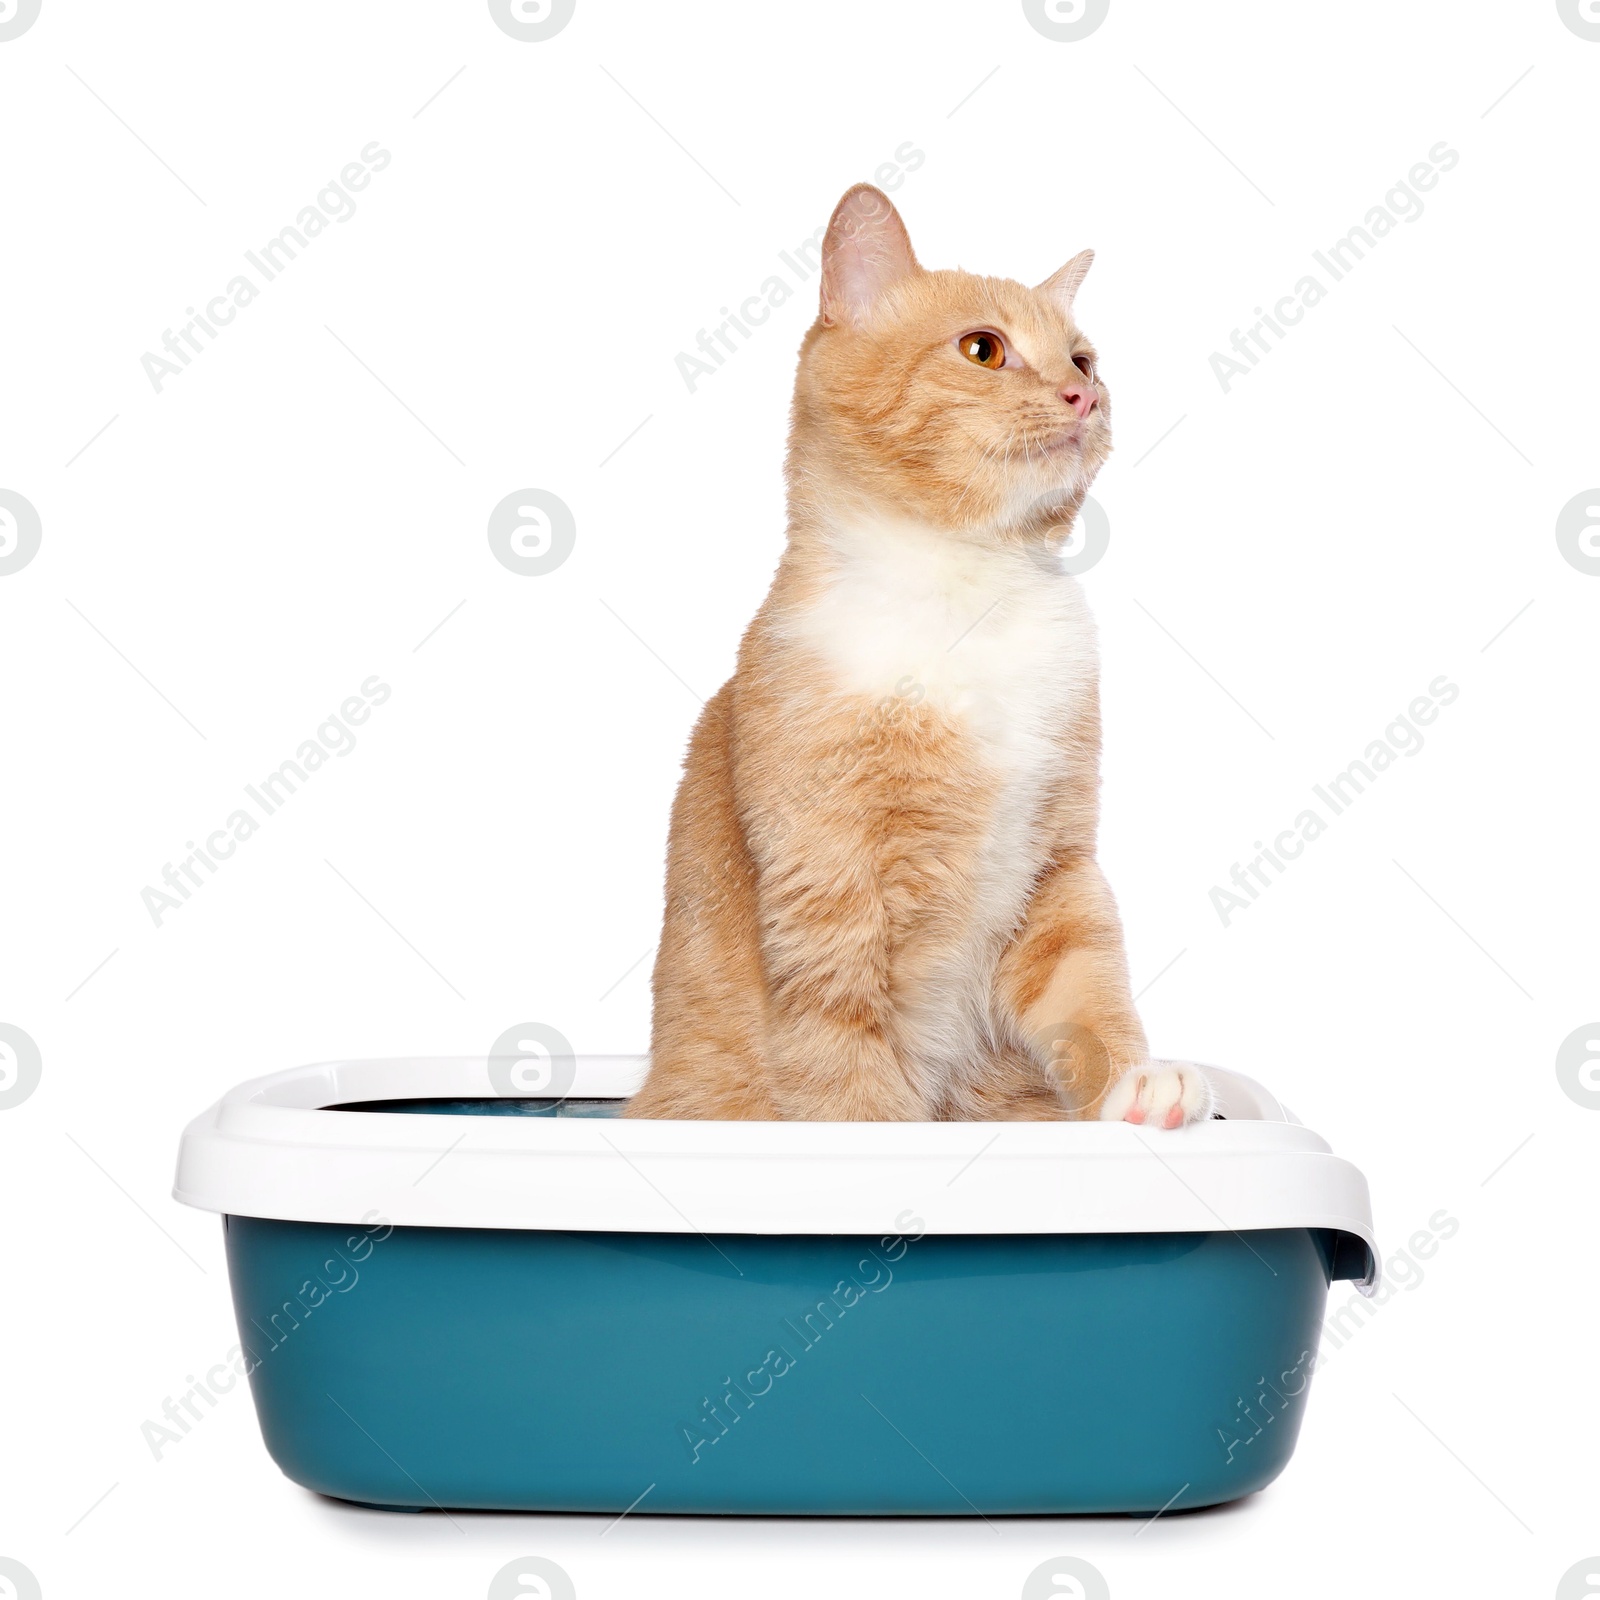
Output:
(1035, 426), (1084, 458)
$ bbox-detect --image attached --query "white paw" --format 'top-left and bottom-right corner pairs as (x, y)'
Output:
(1099, 1061), (1213, 1129)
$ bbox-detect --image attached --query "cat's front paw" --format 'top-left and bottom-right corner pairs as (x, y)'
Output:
(1099, 1061), (1212, 1129)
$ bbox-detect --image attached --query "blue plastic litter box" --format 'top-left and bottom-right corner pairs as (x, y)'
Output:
(173, 1056), (1378, 1516)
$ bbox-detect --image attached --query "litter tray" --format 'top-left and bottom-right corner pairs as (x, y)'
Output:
(172, 1057), (1378, 1516)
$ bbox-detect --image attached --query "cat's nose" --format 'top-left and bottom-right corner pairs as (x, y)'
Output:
(1059, 382), (1098, 419)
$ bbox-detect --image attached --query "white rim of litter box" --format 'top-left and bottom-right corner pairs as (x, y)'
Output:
(172, 1057), (1379, 1290)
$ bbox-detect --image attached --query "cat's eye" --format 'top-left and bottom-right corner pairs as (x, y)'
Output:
(1073, 353), (1096, 380)
(958, 331), (1007, 369)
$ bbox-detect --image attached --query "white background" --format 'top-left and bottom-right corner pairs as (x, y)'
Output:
(2, 1), (1596, 1596)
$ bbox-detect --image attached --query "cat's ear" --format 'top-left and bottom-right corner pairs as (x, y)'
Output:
(819, 184), (920, 327)
(1035, 248), (1095, 316)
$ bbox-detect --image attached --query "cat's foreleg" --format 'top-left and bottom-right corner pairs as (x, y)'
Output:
(995, 854), (1211, 1127)
(754, 846), (932, 1121)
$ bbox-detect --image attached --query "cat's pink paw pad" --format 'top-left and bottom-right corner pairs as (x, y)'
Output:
(1099, 1062), (1212, 1129)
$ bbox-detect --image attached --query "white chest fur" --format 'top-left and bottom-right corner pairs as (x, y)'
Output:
(791, 516), (1098, 773)
(786, 517), (1100, 1075)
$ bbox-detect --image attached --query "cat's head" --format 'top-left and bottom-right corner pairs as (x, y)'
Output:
(790, 183), (1110, 542)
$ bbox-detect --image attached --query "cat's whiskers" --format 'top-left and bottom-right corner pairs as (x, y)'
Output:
(953, 423), (1024, 525)
(945, 421), (1015, 524)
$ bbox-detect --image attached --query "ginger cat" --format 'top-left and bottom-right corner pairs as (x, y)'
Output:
(627, 184), (1210, 1128)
